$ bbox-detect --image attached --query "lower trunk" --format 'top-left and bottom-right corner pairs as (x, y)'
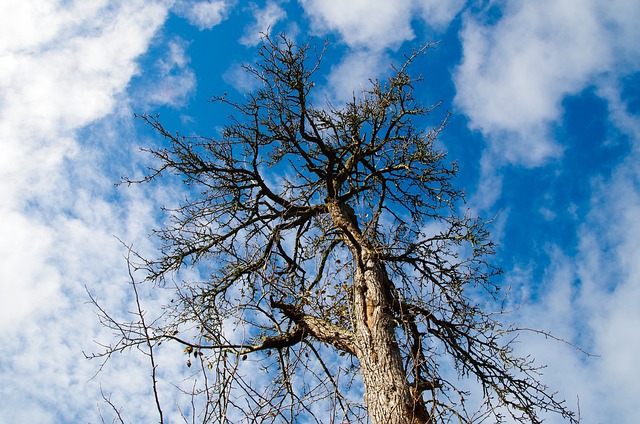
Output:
(353, 254), (429, 424)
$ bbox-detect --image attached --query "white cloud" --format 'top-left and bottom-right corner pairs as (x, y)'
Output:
(454, 0), (639, 167)
(596, 77), (640, 145)
(457, 4), (640, 418)
(417, 0), (466, 31)
(173, 0), (233, 30)
(223, 62), (260, 93)
(321, 49), (390, 105)
(137, 37), (197, 107)
(0, 0), (183, 422)
(469, 152), (504, 211)
(511, 155), (640, 422)
(598, 0), (640, 68)
(505, 75), (640, 421)
(0, 1), (111, 53)
(239, 1), (287, 47)
(300, 0), (415, 50)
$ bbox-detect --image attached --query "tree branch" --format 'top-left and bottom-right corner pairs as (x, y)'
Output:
(271, 299), (356, 355)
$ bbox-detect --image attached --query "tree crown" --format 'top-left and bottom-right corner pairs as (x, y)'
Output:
(97, 34), (578, 424)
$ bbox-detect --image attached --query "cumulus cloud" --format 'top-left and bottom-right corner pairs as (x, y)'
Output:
(297, 0), (463, 119)
(0, 1), (173, 209)
(239, 1), (287, 47)
(173, 0), (233, 30)
(300, 0), (415, 51)
(454, 0), (640, 168)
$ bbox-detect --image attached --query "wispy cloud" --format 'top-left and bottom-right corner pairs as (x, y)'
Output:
(239, 1), (287, 47)
(320, 49), (390, 105)
(493, 44), (640, 420)
(135, 37), (197, 108)
(173, 0), (234, 30)
(511, 147), (640, 421)
(450, 2), (640, 420)
(416, 0), (466, 31)
(0, 0), (175, 421)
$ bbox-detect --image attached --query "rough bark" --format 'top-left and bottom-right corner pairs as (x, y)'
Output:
(328, 199), (429, 424)
(356, 255), (430, 424)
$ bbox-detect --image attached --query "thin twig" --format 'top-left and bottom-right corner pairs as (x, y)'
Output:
(128, 248), (164, 423)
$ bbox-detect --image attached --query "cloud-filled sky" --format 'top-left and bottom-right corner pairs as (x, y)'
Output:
(1, 0), (638, 422)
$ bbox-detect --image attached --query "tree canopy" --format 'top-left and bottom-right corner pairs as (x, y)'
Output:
(94, 34), (577, 424)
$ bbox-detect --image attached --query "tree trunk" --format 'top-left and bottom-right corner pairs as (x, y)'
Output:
(352, 253), (430, 424)
(327, 199), (429, 423)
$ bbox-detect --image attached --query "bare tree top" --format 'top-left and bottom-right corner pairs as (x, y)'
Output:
(96, 34), (580, 423)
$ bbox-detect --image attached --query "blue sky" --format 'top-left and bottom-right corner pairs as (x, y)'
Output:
(1, 0), (639, 422)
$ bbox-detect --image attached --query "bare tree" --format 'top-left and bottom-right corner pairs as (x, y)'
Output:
(94, 35), (578, 423)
